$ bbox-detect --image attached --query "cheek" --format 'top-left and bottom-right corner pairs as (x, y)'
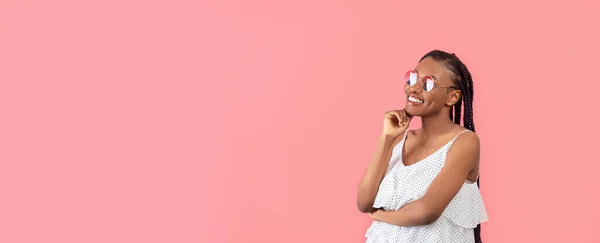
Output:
(424, 92), (446, 105)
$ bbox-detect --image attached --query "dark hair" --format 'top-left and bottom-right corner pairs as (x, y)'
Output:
(419, 50), (482, 243)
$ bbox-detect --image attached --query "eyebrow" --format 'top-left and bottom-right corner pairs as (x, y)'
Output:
(413, 68), (439, 81)
(423, 72), (439, 81)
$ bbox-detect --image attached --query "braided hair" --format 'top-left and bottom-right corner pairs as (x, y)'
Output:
(419, 50), (482, 243)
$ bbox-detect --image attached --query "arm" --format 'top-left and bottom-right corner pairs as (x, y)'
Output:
(357, 134), (399, 213)
(370, 132), (480, 226)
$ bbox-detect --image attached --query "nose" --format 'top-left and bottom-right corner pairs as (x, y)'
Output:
(407, 81), (423, 94)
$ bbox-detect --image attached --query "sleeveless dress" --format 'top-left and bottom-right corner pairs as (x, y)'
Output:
(365, 130), (488, 243)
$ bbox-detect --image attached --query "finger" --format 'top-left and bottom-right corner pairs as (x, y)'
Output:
(397, 110), (406, 119)
(398, 111), (410, 126)
(403, 109), (413, 119)
(401, 110), (412, 122)
(384, 111), (395, 119)
(397, 110), (408, 123)
(392, 111), (403, 125)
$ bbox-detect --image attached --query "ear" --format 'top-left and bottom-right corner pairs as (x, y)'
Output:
(446, 89), (462, 106)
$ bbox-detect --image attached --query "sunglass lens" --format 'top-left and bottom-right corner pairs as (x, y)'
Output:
(423, 76), (435, 91)
(405, 70), (418, 86)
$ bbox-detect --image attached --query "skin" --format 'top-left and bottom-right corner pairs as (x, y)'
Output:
(357, 57), (481, 226)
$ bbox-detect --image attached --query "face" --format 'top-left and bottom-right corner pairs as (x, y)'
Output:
(404, 57), (462, 117)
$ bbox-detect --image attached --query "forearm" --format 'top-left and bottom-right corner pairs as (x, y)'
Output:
(370, 199), (437, 226)
(357, 134), (397, 213)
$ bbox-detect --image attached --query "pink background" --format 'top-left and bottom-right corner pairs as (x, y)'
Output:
(1, 0), (599, 242)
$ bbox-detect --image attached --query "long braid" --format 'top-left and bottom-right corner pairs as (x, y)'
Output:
(419, 50), (481, 243)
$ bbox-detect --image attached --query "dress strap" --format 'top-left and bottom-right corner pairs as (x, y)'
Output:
(402, 130), (410, 140)
(450, 129), (472, 142)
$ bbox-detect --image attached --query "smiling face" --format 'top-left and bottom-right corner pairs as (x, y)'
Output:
(404, 57), (462, 117)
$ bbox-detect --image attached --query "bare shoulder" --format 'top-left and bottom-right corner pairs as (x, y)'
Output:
(456, 130), (480, 144)
(446, 130), (480, 166)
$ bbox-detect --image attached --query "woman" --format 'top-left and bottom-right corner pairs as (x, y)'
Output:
(357, 50), (488, 243)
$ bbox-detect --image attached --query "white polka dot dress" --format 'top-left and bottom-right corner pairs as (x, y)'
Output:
(365, 130), (488, 243)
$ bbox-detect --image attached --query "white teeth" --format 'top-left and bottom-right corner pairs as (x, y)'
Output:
(408, 96), (423, 103)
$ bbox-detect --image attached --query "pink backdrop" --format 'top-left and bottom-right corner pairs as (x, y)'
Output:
(1, 0), (599, 242)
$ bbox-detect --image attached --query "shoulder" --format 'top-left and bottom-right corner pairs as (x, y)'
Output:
(454, 130), (479, 145)
(450, 124), (479, 144)
(446, 130), (480, 166)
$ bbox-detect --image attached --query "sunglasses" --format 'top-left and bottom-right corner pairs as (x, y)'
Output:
(405, 70), (457, 92)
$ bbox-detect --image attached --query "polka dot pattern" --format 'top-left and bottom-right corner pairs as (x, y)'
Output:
(365, 130), (488, 243)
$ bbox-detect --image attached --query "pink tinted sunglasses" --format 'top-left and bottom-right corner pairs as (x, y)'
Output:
(405, 70), (457, 92)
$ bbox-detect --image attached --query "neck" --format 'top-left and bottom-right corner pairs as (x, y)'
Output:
(420, 110), (457, 138)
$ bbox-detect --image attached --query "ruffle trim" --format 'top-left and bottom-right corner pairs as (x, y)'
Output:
(440, 183), (488, 228)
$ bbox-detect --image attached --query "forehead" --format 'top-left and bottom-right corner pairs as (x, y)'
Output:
(414, 57), (453, 84)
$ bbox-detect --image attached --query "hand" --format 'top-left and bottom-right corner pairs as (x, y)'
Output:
(383, 109), (412, 138)
(368, 209), (383, 221)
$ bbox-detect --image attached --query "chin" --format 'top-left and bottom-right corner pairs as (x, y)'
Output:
(405, 104), (426, 117)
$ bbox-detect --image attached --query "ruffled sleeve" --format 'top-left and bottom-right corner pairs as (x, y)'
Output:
(440, 182), (489, 228)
